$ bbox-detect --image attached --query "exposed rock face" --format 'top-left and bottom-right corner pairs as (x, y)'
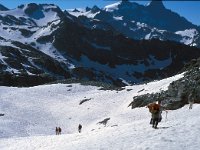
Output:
(129, 58), (200, 110)
(52, 19), (200, 84)
(0, 42), (71, 86)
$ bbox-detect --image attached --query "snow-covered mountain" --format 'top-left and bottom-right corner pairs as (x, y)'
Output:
(0, 3), (73, 86)
(67, 0), (200, 47)
(1, 2), (200, 86)
(0, 72), (200, 149)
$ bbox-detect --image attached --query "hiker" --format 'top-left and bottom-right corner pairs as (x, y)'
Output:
(78, 124), (82, 133)
(189, 101), (194, 109)
(158, 101), (168, 122)
(158, 100), (163, 122)
(55, 127), (59, 135)
(188, 90), (195, 109)
(58, 127), (62, 135)
(147, 102), (160, 129)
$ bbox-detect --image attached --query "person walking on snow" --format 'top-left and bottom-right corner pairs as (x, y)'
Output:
(158, 100), (165, 122)
(188, 90), (195, 109)
(147, 102), (160, 129)
(58, 127), (62, 135)
(78, 124), (82, 133)
(55, 127), (59, 135)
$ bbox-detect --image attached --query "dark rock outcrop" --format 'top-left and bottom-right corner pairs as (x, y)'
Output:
(129, 57), (200, 110)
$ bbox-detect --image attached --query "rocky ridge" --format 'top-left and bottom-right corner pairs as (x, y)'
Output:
(129, 58), (200, 110)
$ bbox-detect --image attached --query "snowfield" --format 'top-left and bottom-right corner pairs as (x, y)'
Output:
(0, 73), (200, 150)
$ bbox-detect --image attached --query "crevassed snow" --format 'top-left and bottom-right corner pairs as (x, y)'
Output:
(1, 72), (199, 150)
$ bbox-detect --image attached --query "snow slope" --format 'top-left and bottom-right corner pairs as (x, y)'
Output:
(1, 73), (200, 150)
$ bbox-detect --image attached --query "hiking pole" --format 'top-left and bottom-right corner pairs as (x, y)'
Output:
(165, 110), (168, 122)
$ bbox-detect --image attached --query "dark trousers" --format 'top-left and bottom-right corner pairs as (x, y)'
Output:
(152, 118), (159, 128)
(78, 129), (81, 133)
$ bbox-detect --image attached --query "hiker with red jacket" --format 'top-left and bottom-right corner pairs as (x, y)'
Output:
(147, 101), (161, 129)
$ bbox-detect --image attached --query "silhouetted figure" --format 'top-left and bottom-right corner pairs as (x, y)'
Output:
(58, 127), (62, 135)
(56, 127), (59, 135)
(78, 124), (82, 133)
(188, 90), (195, 109)
(189, 101), (194, 109)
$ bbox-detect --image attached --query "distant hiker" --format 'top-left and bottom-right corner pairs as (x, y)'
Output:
(56, 127), (59, 135)
(147, 102), (160, 129)
(189, 101), (194, 109)
(78, 124), (82, 133)
(158, 101), (168, 122)
(188, 90), (195, 109)
(58, 127), (62, 135)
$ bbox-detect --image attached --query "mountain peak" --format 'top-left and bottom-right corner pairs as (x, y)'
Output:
(147, 0), (165, 10)
(72, 8), (80, 12)
(86, 6), (91, 12)
(91, 5), (101, 13)
(0, 4), (9, 11)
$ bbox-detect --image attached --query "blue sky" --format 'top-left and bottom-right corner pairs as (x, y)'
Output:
(0, 0), (200, 25)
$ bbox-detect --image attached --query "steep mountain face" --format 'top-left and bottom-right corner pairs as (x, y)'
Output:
(52, 21), (200, 84)
(1, 3), (200, 86)
(0, 3), (73, 86)
(67, 0), (200, 47)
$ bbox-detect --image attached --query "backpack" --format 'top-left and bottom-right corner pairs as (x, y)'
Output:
(147, 103), (160, 113)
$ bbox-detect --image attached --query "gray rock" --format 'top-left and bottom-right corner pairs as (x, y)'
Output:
(129, 58), (200, 110)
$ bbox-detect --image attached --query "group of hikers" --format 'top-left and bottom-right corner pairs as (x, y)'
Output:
(56, 124), (82, 135)
(55, 127), (62, 135)
(55, 91), (196, 133)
